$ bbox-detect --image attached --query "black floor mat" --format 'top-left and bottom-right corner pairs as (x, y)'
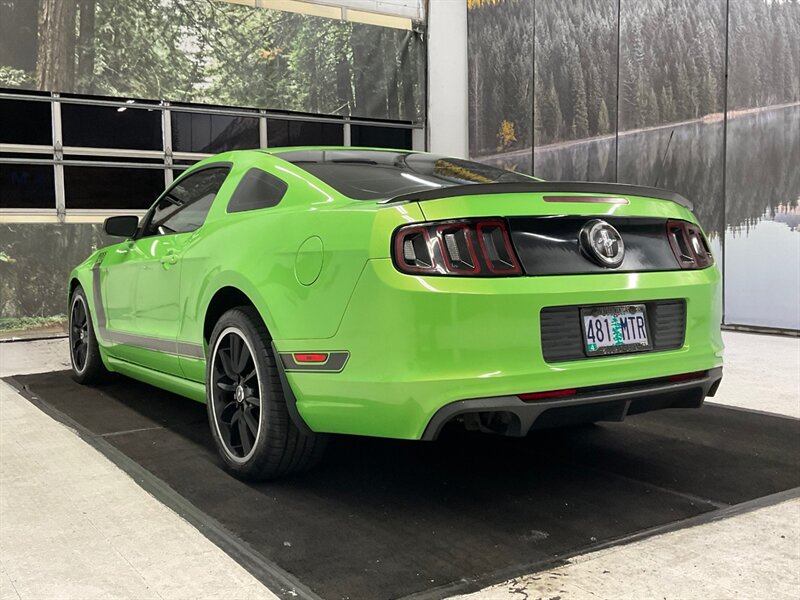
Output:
(7, 371), (800, 600)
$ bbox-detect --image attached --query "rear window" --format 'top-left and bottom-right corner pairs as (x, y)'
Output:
(273, 150), (532, 200)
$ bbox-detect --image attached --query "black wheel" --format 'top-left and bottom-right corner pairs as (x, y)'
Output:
(69, 285), (109, 384)
(206, 307), (327, 480)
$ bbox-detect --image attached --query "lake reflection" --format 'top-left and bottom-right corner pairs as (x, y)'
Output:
(725, 206), (800, 330)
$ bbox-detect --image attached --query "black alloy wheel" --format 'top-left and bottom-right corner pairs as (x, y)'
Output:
(70, 295), (89, 373)
(68, 285), (109, 384)
(205, 307), (328, 480)
(210, 327), (262, 462)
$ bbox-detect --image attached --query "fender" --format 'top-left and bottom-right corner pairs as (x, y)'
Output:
(191, 269), (279, 343)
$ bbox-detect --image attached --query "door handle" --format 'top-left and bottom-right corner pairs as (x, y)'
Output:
(160, 249), (179, 268)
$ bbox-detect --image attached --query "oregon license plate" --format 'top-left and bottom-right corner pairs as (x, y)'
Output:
(581, 304), (651, 356)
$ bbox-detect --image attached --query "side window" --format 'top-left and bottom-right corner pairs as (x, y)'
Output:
(227, 168), (288, 213)
(146, 167), (229, 236)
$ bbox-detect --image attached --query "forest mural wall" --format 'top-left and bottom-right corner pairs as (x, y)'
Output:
(0, 223), (112, 331)
(0, 0), (425, 335)
(0, 0), (425, 122)
(468, 0), (800, 330)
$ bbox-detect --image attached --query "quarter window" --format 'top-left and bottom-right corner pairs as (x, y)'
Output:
(227, 168), (287, 213)
(145, 167), (229, 236)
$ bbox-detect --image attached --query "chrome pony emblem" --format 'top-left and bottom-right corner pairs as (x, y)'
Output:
(580, 219), (625, 268)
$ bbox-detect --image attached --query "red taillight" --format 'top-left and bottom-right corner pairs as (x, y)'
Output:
(392, 218), (522, 277)
(518, 388), (577, 401)
(436, 222), (480, 274)
(666, 219), (714, 269)
(668, 370), (707, 382)
(477, 220), (522, 274)
(293, 353), (329, 364)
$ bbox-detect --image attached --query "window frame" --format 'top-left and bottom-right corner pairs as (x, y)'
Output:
(136, 162), (232, 239)
(0, 90), (424, 219)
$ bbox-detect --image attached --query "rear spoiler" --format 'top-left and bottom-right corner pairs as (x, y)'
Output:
(383, 181), (693, 211)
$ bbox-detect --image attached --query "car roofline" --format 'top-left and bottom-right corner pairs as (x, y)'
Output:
(255, 149), (692, 210)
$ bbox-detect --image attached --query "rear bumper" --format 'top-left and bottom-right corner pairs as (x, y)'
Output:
(277, 259), (723, 440)
(421, 367), (723, 440)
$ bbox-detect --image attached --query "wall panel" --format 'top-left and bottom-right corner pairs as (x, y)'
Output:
(467, 0), (800, 330)
(723, 0), (800, 329)
(533, 0), (617, 182)
(467, 0), (533, 173)
(0, 0), (424, 122)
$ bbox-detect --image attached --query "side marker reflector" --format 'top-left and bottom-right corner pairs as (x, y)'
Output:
(293, 353), (329, 364)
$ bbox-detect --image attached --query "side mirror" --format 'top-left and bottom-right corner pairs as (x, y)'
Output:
(104, 215), (139, 238)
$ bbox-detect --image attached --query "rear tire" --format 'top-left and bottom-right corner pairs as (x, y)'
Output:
(206, 307), (327, 481)
(69, 285), (110, 384)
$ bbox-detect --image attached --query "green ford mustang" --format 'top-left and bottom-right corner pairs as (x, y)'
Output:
(68, 147), (723, 480)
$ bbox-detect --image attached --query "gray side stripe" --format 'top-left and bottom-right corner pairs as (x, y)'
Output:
(176, 342), (205, 359)
(91, 258), (205, 360)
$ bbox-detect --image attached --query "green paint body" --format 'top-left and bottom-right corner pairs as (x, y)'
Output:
(69, 148), (723, 440)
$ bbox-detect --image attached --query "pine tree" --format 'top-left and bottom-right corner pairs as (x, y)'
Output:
(597, 98), (610, 135)
(569, 54), (589, 139)
(675, 63), (691, 120)
(587, 65), (603, 135)
(645, 87), (660, 126)
(700, 72), (717, 116)
(541, 81), (562, 143)
(660, 84), (676, 123)
(533, 90), (542, 142)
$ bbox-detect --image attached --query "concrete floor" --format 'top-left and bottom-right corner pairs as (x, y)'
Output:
(0, 331), (798, 600)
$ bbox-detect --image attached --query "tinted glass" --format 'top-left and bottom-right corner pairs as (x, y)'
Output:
(227, 168), (287, 213)
(61, 104), (162, 150)
(64, 167), (164, 209)
(147, 167), (229, 235)
(172, 112), (259, 153)
(0, 99), (52, 145)
(267, 119), (344, 147)
(275, 150), (532, 200)
(351, 125), (412, 150)
(0, 164), (55, 208)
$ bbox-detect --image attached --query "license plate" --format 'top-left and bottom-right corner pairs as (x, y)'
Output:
(581, 304), (651, 356)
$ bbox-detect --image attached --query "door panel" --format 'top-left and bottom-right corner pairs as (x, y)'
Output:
(97, 165), (230, 376)
(99, 240), (138, 335)
(95, 237), (181, 373)
(133, 233), (188, 337)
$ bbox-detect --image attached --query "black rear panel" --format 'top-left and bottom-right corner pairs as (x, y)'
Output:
(540, 300), (686, 363)
(508, 216), (680, 275)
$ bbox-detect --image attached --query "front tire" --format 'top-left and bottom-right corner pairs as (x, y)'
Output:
(69, 285), (109, 384)
(206, 307), (327, 480)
